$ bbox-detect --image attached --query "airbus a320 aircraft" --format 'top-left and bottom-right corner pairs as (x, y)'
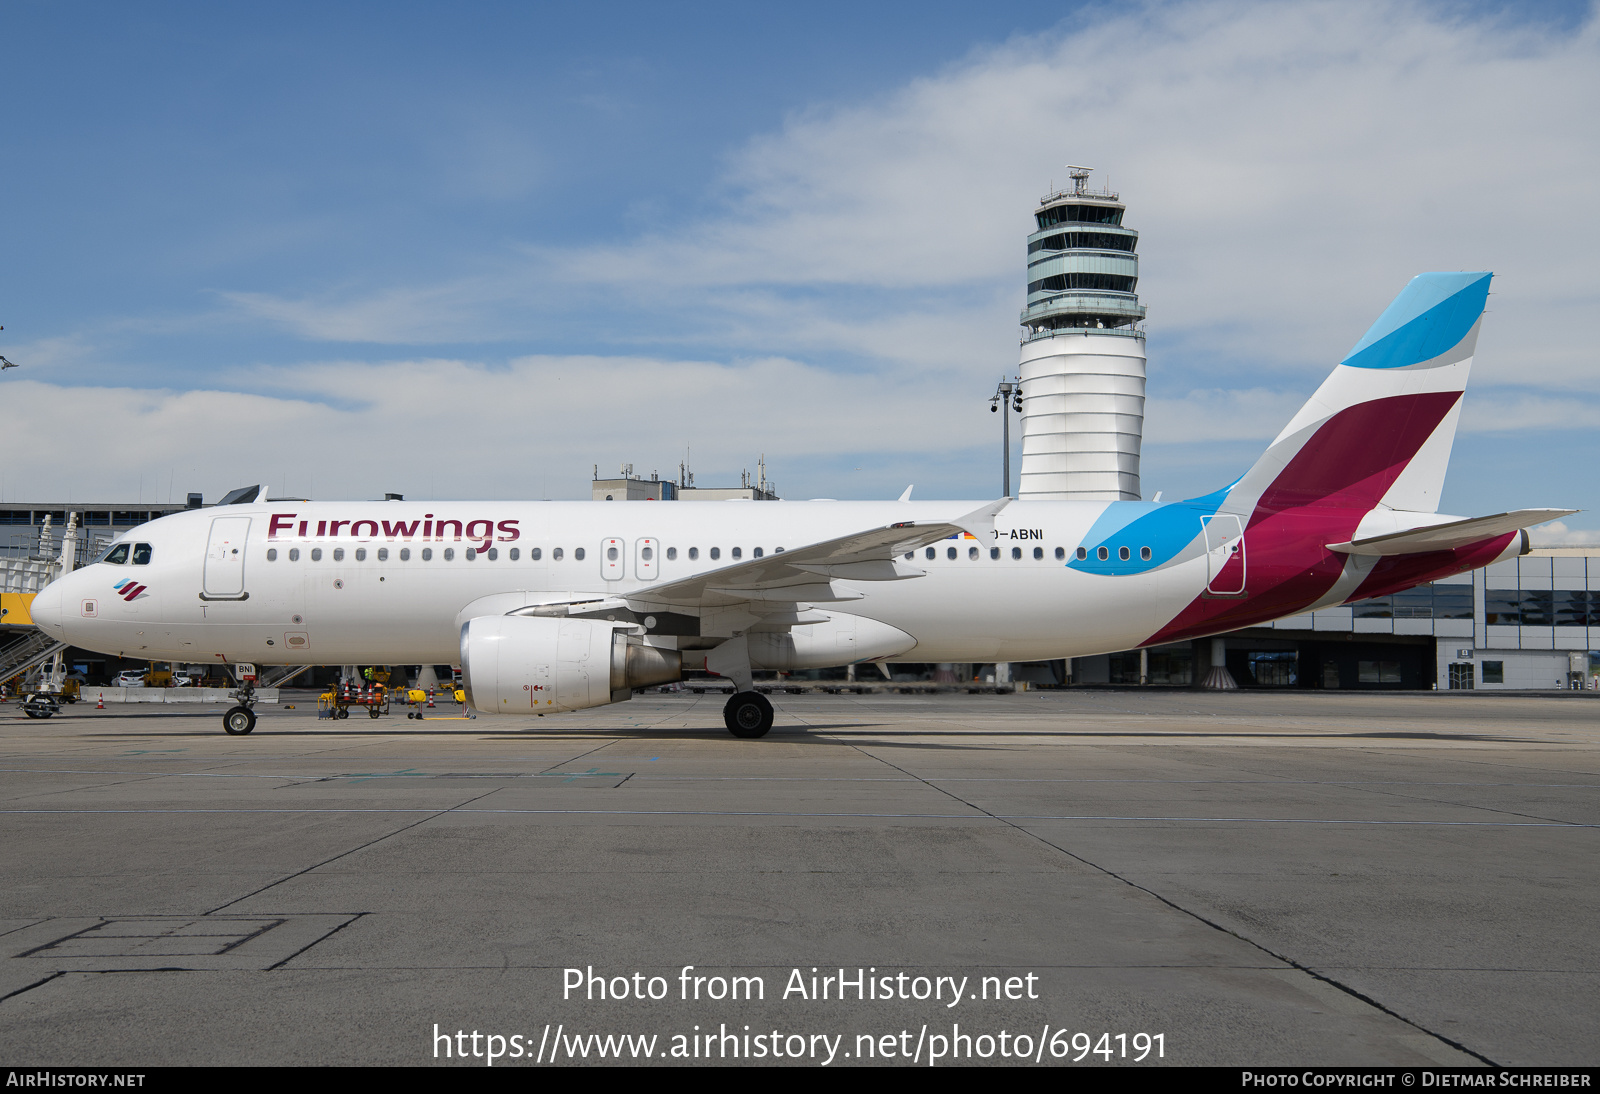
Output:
(30, 272), (1571, 737)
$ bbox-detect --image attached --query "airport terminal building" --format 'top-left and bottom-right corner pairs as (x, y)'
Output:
(1066, 547), (1599, 690)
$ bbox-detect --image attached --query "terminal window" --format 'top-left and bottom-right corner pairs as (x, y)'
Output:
(1481, 661), (1504, 684)
(1358, 661), (1402, 684)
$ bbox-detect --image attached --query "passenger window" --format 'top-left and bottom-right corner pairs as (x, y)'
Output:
(289, 548), (300, 562)
(421, 548), (432, 561)
(444, 548), (455, 561)
(553, 548), (563, 561)
(399, 548), (410, 561)
(607, 546), (618, 561)
(666, 547), (677, 561)
(732, 547), (742, 560)
(926, 547), (936, 560)
(968, 547), (978, 560)
(1011, 547), (1022, 560)
(1140, 546), (1152, 561)
(1055, 547), (1065, 560)
(311, 548), (323, 562)
(487, 547), (498, 560)
(103, 544), (130, 564)
(947, 547), (957, 560)
(355, 548), (366, 561)
(1096, 547), (1108, 561)
(530, 548), (541, 560)
(466, 548), (476, 560)
(1033, 547), (1043, 560)
(752, 547), (762, 558)
(266, 548), (278, 562)
(774, 547), (784, 553)
(1118, 546), (1130, 561)
(377, 548), (388, 561)
(709, 547), (720, 560)
(574, 547), (585, 561)
(689, 547), (699, 560)
(990, 547), (1000, 560)
(132, 543), (153, 565)
(333, 548), (345, 562)
(509, 548), (519, 560)
(1076, 547), (1088, 560)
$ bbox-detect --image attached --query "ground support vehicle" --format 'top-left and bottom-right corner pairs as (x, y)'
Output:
(321, 680), (390, 720)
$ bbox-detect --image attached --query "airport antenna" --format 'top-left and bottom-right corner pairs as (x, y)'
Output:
(1064, 165), (1092, 195)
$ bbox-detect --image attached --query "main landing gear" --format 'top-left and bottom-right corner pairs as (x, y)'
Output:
(723, 691), (774, 739)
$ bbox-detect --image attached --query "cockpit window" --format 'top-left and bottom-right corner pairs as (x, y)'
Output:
(102, 543), (130, 565)
(131, 543), (153, 565)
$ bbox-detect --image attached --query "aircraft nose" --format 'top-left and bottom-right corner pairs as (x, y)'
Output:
(30, 580), (65, 638)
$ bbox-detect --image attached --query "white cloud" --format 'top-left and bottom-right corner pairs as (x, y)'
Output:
(1459, 392), (1600, 433)
(0, 355), (991, 505)
(222, 1), (1600, 401)
(1527, 520), (1600, 548)
(1143, 387), (1309, 444)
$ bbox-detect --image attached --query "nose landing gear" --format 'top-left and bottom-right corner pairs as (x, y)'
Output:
(223, 705), (256, 735)
(221, 664), (259, 735)
(723, 691), (774, 738)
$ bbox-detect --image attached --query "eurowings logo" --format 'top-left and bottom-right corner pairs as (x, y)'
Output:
(112, 578), (149, 602)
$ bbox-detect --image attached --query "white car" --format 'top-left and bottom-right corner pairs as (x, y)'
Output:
(113, 671), (146, 687)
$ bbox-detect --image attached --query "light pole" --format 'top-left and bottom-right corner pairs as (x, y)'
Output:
(990, 378), (1022, 498)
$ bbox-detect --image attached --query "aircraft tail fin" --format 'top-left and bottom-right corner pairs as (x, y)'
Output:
(1220, 272), (1492, 520)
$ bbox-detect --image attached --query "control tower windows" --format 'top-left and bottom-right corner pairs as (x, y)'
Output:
(1029, 273), (1137, 295)
(1029, 231), (1136, 254)
(1036, 203), (1124, 229)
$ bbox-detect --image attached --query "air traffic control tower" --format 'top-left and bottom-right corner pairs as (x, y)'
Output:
(1017, 167), (1146, 501)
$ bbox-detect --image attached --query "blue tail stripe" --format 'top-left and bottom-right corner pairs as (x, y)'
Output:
(1341, 272), (1490, 370)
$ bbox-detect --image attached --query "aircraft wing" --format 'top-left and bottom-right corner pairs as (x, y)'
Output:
(630, 497), (1011, 609)
(1326, 509), (1576, 557)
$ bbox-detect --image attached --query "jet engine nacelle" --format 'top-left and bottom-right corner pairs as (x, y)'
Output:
(745, 614), (916, 671)
(461, 615), (681, 715)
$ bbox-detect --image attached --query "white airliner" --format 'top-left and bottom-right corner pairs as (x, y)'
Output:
(30, 273), (1571, 737)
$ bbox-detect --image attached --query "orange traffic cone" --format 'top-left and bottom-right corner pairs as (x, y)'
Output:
(96, 693), (105, 710)
(426, 690), (435, 708)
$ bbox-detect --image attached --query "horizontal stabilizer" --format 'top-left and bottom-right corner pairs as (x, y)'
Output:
(1327, 509), (1575, 556)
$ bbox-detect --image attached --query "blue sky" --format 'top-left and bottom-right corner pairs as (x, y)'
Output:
(3, 1), (1597, 537)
